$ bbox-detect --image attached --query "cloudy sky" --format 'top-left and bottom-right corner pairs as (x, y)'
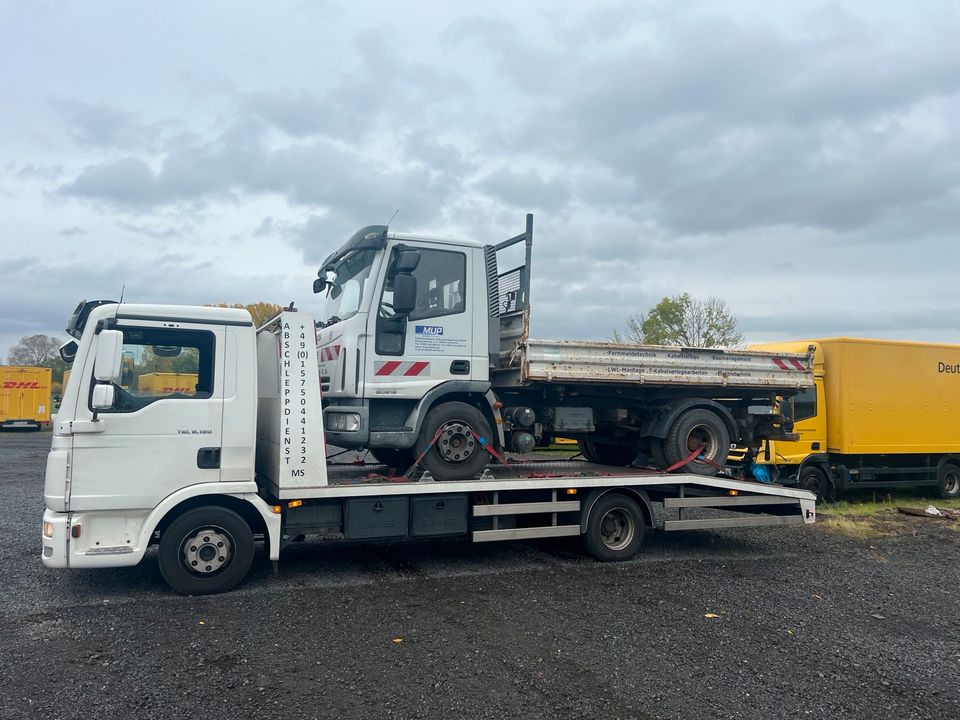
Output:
(3, 0), (960, 358)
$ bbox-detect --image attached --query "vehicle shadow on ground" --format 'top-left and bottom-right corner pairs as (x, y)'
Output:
(52, 527), (792, 599)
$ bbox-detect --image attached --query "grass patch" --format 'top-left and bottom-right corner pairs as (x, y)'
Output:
(818, 491), (960, 518)
(818, 517), (883, 539)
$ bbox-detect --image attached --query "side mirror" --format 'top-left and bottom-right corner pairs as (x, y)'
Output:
(392, 274), (417, 315)
(91, 384), (116, 410)
(93, 329), (124, 383)
(388, 248), (421, 279)
(59, 340), (78, 363)
(395, 250), (421, 274)
(313, 277), (327, 294)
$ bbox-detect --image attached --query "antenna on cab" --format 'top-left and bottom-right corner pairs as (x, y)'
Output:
(386, 209), (400, 226)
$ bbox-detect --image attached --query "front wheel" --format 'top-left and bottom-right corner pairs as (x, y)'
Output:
(799, 465), (833, 502)
(937, 463), (960, 499)
(416, 401), (493, 480)
(583, 493), (645, 561)
(158, 506), (254, 595)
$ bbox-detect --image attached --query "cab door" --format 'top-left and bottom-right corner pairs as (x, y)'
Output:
(369, 244), (473, 400)
(68, 322), (225, 511)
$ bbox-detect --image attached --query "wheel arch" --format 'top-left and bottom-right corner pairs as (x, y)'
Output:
(579, 487), (654, 533)
(139, 484), (281, 561)
(935, 454), (960, 473)
(410, 381), (502, 448)
(645, 398), (739, 443)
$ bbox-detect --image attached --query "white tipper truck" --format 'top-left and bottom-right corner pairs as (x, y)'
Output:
(41, 300), (816, 595)
(315, 214), (814, 480)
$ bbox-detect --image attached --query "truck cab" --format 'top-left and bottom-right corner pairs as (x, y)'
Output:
(43, 300), (277, 574)
(316, 222), (511, 473)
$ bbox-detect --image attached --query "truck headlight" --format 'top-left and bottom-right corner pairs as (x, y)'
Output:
(327, 412), (361, 432)
(42, 521), (54, 538)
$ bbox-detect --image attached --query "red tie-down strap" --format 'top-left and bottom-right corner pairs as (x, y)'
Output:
(663, 444), (728, 474)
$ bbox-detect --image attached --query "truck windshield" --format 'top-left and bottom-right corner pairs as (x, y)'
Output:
(321, 249), (377, 325)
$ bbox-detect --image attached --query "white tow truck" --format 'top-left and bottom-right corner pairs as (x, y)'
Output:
(41, 301), (815, 595)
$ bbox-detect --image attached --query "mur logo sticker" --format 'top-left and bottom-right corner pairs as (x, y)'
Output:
(415, 325), (444, 336)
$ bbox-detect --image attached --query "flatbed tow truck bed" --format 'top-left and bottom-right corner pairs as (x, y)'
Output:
(269, 457), (816, 540)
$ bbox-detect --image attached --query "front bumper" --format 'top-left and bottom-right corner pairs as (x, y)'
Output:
(41, 508), (70, 568)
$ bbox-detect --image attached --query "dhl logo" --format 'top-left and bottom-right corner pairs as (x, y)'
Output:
(2, 381), (44, 389)
(161, 387), (193, 393)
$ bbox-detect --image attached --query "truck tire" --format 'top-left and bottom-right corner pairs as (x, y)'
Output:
(416, 401), (493, 481)
(937, 463), (960, 499)
(158, 506), (255, 595)
(368, 448), (415, 474)
(577, 439), (636, 466)
(799, 466), (833, 501)
(583, 493), (645, 561)
(662, 408), (730, 476)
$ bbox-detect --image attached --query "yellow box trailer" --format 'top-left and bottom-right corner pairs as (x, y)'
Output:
(137, 372), (199, 396)
(749, 338), (960, 500)
(1, 366), (52, 429)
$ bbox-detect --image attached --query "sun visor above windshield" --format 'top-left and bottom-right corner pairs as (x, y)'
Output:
(319, 225), (389, 275)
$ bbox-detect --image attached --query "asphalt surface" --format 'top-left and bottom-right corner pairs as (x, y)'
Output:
(1, 432), (958, 720)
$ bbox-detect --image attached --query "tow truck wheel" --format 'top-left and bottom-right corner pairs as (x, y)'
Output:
(662, 408), (730, 476)
(417, 401), (493, 480)
(158, 506), (254, 595)
(577, 440), (636, 466)
(583, 493), (645, 561)
(937, 463), (960, 499)
(368, 448), (415, 474)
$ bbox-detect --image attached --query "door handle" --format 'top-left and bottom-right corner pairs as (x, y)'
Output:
(197, 447), (221, 469)
(450, 360), (470, 375)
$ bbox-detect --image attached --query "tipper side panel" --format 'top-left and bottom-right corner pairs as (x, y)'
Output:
(828, 339), (960, 455)
(520, 339), (812, 389)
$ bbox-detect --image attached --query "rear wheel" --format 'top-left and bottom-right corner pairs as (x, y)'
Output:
(937, 463), (960, 499)
(416, 401), (493, 480)
(577, 439), (636, 466)
(583, 493), (645, 561)
(662, 408), (730, 476)
(799, 465), (832, 501)
(368, 448), (415, 474)
(158, 506), (254, 595)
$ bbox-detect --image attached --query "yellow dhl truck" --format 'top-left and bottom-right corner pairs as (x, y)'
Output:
(1, 366), (52, 429)
(750, 338), (960, 500)
(137, 372), (199, 396)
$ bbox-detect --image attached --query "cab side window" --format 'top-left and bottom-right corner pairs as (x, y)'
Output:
(408, 250), (466, 321)
(100, 327), (216, 413)
(782, 386), (817, 423)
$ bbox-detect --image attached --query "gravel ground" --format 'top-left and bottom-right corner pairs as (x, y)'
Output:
(1, 431), (958, 720)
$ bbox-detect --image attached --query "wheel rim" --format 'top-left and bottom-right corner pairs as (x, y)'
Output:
(944, 469), (960, 494)
(181, 526), (233, 575)
(436, 421), (478, 464)
(686, 424), (719, 463)
(598, 509), (635, 551)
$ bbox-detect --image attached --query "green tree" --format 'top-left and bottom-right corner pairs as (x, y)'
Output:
(612, 294), (744, 348)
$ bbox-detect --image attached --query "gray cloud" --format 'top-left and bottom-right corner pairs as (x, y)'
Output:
(5, 1), (960, 358)
(53, 99), (170, 150)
